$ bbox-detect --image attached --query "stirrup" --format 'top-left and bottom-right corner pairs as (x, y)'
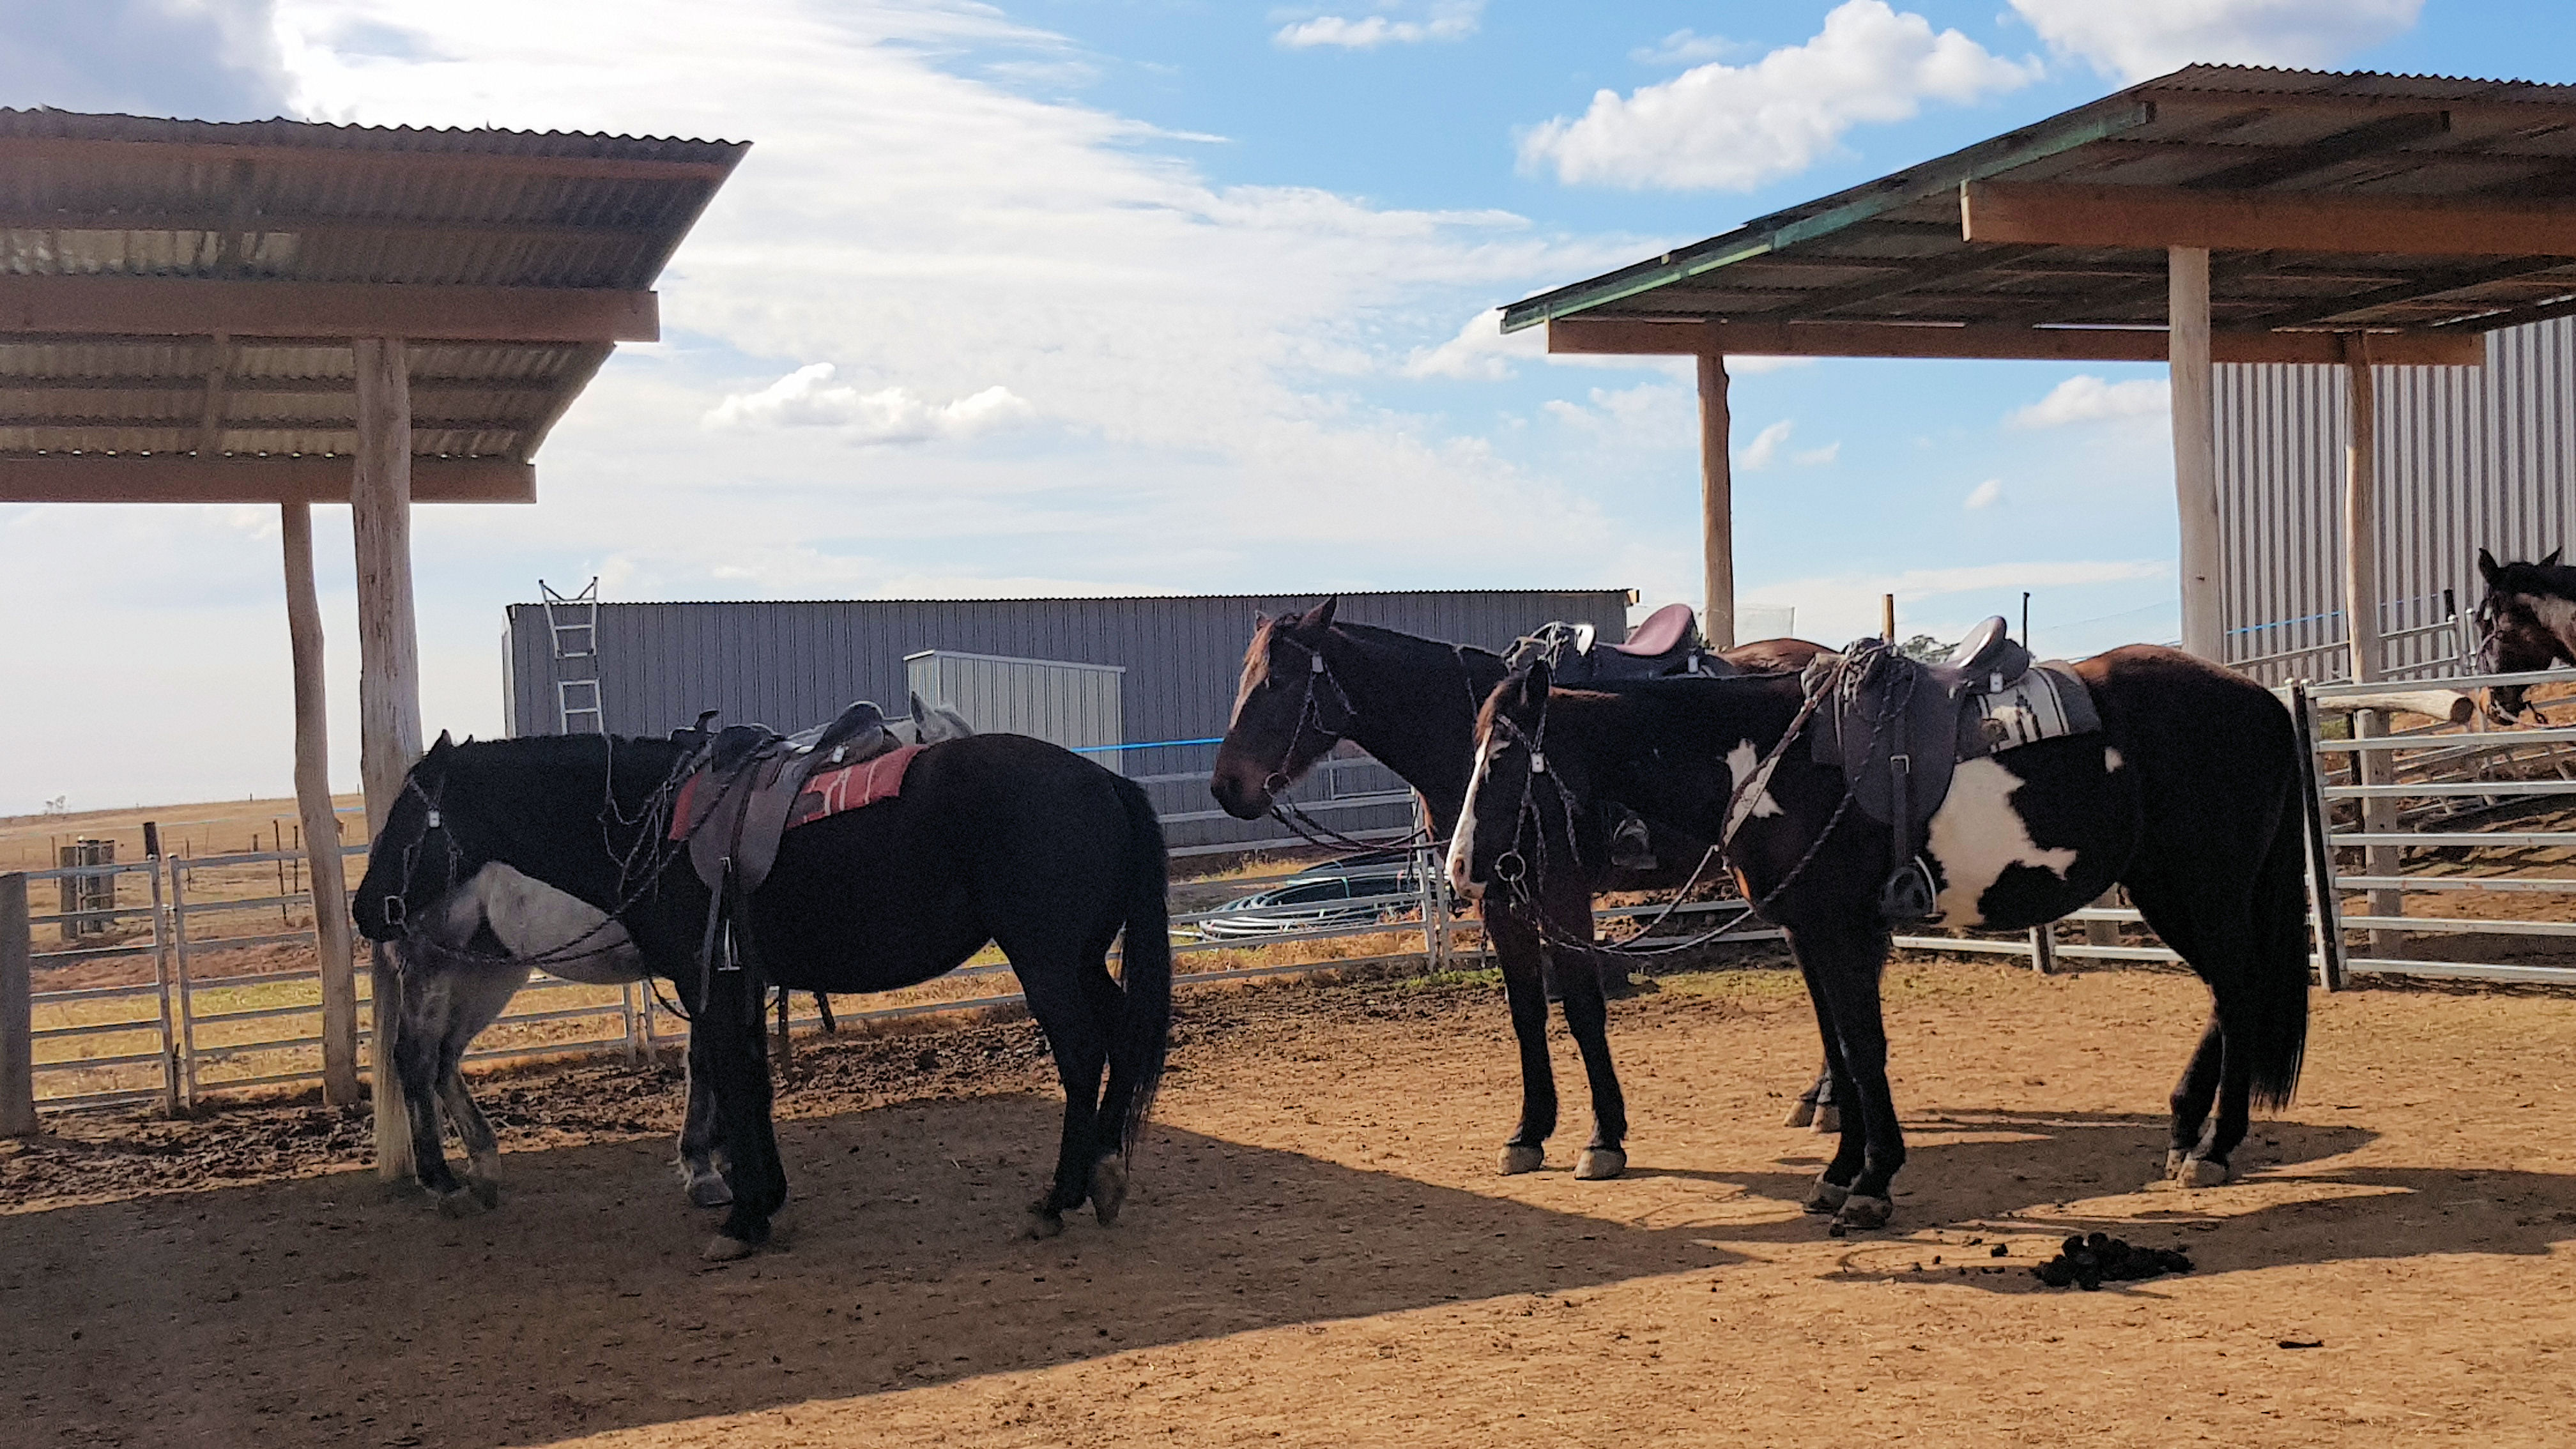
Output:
(1878, 855), (1936, 921)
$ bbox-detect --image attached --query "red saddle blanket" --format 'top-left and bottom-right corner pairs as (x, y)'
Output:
(669, 744), (924, 843)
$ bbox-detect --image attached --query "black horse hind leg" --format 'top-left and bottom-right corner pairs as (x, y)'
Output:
(1485, 907), (1560, 1174)
(1013, 947), (1114, 1236)
(389, 1000), (473, 1211)
(2126, 880), (2266, 1188)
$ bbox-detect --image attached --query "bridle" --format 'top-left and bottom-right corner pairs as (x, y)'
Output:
(1248, 631), (1483, 856)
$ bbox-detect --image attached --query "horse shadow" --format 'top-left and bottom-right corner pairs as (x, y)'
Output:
(1, 1093), (1742, 1448)
(1621, 1107), (2576, 1291)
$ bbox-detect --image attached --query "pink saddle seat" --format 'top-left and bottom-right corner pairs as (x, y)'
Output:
(1609, 602), (1699, 657)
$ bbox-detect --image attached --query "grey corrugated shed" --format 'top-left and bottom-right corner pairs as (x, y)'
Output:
(503, 589), (1633, 850)
(2218, 314), (2576, 680)
(905, 651), (1124, 769)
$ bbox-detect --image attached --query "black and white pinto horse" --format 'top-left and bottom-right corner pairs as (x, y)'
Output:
(1448, 645), (2312, 1232)
(2474, 546), (2576, 717)
(354, 728), (1171, 1259)
(369, 702), (977, 1215)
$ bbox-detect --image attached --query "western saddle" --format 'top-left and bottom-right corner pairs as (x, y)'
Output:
(1510, 601), (1719, 686)
(1804, 617), (2100, 920)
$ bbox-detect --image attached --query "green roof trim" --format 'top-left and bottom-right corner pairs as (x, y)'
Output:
(1498, 99), (2156, 334)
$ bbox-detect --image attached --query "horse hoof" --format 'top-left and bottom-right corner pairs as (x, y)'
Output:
(1026, 1209), (1066, 1240)
(687, 1174), (733, 1209)
(1812, 1105), (1842, 1135)
(701, 1234), (759, 1263)
(471, 1178), (502, 1210)
(1090, 1156), (1130, 1227)
(2165, 1149), (2189, 1181)
(1783, 1100), (1818, 1129)
(1833, 1195), (1894, 1231)
(2177, 1156), (2232, 1189)
(435, 1188), (484, 1219)
(1574, 1147), (1627, 1181)
(1499, 1144), (1544, 1176)
(1804, 1177), (1851, 1215)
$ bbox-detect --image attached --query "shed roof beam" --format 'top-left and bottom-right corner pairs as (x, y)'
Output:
(1963, 180), (2576, 257)
(0, 135), (738, 184)
(0, 454), (533, 503)
(1546, 316), (2484, 365)
(0, 276), (657, 342)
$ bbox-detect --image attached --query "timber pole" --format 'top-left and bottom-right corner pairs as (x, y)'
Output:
(2343, 337), (2401, 940)
(1, 873), (32, 1136)
(2169, 246), (2223, 661)
(1698, 353), (1735, 648)
(281, 503), (358, 1105)
(351, 337), (423, 837)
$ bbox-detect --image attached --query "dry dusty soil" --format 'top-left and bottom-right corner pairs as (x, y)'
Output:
(5, 959), (2575, 1448)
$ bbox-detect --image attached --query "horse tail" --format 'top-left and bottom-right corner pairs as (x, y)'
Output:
(1107, 773), (1172, 1157)
(2246, 775), (2312, 1113)
(369, 941), (416, 1182)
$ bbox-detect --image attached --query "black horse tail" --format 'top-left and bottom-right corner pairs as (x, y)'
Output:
(1108, 772), (1172, 1157)
(2247, 778), (2313, 1113)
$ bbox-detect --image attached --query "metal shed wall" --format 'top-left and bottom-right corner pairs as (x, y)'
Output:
(904, 652), (1124, 769)
(502, 589), (1633, 850)
(2218, 315), (2576, 682)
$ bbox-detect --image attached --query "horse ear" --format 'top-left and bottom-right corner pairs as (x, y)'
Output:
(2545, 546), (2564, 569)
(2480, 547), (2502, 585)
(1252, 610), (1270, 631)
(1311, 596), (1338, 631)
(1522, 659), (1553, 717)
(427, 731), (454, 758)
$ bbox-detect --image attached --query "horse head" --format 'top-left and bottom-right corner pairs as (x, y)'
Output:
(2474, 546), (2572, 718)
(1447, 660), (1595, 905)
(353, 732), (494, 943)
(1209, 597), (1347, 820)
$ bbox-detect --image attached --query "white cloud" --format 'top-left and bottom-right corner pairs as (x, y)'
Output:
(1540, 381), (1694, 435)
(1519, 1), (2039, 190)
(1965, 477), (2003, 509)
(1630, 29), (1737, 68)
(1741, 418), (1796, 470)
(1793, 441), (1841, 467)
(704, 364), (1035, 443)
(2005, 375), (2171, 429)
(1275, 1), (1482, 50)
(2007, 0), (2422, 82)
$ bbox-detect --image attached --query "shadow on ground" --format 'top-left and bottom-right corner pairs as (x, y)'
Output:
(1, 1092), (1738, 1448)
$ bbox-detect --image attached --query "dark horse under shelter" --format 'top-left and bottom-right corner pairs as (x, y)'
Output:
(353, 731), (1171, 1257)
(1447, 644), (2312, 1232)
(1210, 598), (1821, 1180)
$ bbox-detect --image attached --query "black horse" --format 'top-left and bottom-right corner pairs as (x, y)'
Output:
(2474, 546), (2574, 717)
(1210, 598), (1822, 1179)
(353, 731), (1171, 1258)
(1447, 646), (2311, 1231)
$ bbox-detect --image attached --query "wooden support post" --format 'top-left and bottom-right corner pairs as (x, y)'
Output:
(1881, 594), (1896, 643)
(2084, 888), (2122, 947)
(2342, 340), (2402, 945)
(1697, 354), (1735, 649)
(2170, 246), (2223, 661)
(2028, 924), (2057, 976)
(282, 503), (358, 1105)
(1, 873), (33, 1137)
(351, 337), (423, 837)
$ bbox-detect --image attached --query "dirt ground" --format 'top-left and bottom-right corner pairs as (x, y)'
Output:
(6, 958), (2575, 1448)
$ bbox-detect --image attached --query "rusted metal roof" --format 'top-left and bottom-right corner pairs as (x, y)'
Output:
(0, 109), (746, 473)
(1501, 65), (2576, 348)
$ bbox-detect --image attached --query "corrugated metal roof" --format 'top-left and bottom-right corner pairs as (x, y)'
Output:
(0, 109), (746, 466)
(1503, 65), (2576, 341)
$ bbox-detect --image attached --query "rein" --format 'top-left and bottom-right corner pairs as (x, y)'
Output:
(1254, 632), (1467, 858)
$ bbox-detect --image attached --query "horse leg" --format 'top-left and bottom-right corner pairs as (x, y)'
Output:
(389, 1000), (471, 1211)
(1789, 918), (1905, 1230)
(1486, 908), (1558, 1175)
(1078, 960), (1138, 1226)
(2161, 1012), (2227, 1181)
(1015, 953), (1112, 1237)
(434, 1062), (502, 1209)
(2128, 881), (2258, 1188)
(1542, 882), (1627, 1179)
(696, 971), (786, 1259)
(675, 1050), (732, 1208)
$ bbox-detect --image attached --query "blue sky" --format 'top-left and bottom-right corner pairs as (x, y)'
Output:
(1, 0), (2567, 811)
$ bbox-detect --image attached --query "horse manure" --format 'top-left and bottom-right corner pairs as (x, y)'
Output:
(2032, 1232), (2191, 1290)
(2277, 1339), (2324, 1349)
(1989, 1243), (2009, 1257)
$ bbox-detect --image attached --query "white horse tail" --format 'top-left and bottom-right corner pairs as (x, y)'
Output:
(371, 941), (415, 1183)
